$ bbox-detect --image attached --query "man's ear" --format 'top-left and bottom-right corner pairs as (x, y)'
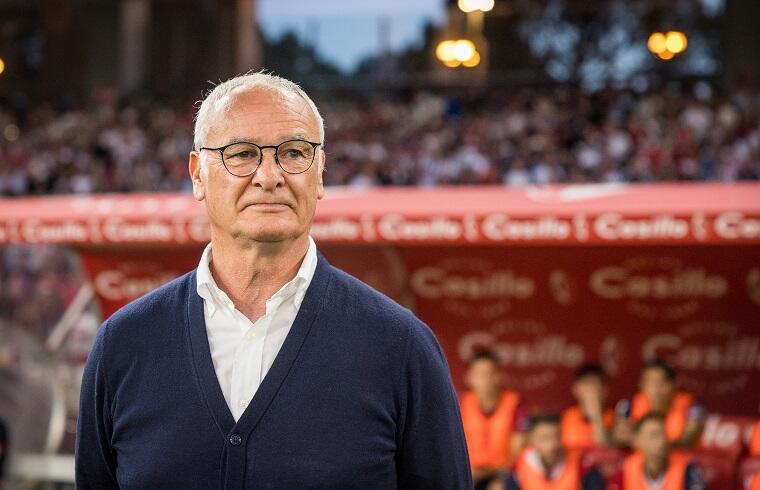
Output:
(316, 149), (325, 200)
(189, 151), (206, 202)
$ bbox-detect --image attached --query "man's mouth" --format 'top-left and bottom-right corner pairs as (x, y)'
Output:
(246, 202), (291, 210)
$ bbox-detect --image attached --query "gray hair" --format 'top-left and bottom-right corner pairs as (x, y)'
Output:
(193, 71), (325, 151)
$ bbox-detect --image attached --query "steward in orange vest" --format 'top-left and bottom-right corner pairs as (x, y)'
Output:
(506, 412), (605, 490)
(750, 420), (760, 456)
(746, 473), (760, 490)
(615, 359), (705, 448)
(621, 412), (705, 490)
(460, 351), (528, 490)
(561, 364), (614, 450)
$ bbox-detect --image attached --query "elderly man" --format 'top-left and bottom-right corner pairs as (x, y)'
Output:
(75, 72), (471, 489)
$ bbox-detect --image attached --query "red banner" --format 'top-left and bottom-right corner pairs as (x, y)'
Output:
(2, 185), (759, 246)
(76, 242), (760, 416)
(397, 245), (760, 416)
(78, 247), (202, 318)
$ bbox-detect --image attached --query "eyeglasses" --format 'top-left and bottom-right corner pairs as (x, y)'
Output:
(198, 139), (322, 176)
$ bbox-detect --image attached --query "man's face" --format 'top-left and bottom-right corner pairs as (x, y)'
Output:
(189, 89), (324, 244)
(572, 375), (607, 405)
(465, 358), (501, 397)
(634, 418), (668, 461)
(639, 367), (674, 409)
(529, 423), (563, 467)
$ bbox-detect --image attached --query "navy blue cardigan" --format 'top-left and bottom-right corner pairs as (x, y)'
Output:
(75, 252), (472, 489)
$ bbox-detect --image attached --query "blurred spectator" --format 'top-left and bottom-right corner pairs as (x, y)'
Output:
(460, 351), (528, 490)
(746, 472), (760, 490)
(506, 412), (605, 490)
(0, 245), (83, 340)
(1, 85), (758, 196)
(561, 363), (614, 450)
(614, 359), (706, 448)
(620, 412), (706, 490)
(751, 421), (760, 456)
(0, 417), (6, 488)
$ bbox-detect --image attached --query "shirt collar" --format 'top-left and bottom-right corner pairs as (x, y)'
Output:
(195, 235), (318, 317)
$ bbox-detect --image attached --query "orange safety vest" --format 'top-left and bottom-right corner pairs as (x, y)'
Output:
(512, 449), (583, 490)
(560, 405), (614, 450)
(750, 420), (760, 456)
(623, 451), (688, 490)
(460, 390), (520, 469)
(630, 392), (694, 442)
(749, 473), (760, 490)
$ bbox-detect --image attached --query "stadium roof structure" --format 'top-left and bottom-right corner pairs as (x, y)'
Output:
(0, 183), (758, 247)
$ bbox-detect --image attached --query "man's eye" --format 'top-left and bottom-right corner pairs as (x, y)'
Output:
(231, 151), (257, 159)
(284, 150), (305, 158)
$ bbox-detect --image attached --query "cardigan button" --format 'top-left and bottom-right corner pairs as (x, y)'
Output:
(229, 433), (242, 446)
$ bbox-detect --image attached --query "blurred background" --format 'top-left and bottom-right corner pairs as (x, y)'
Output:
(0, 0), (759, 488)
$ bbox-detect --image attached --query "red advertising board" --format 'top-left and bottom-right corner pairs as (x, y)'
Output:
(1, 184), (759, 247)
(3, 184), (759, 415)
(391, 245), (760, 415)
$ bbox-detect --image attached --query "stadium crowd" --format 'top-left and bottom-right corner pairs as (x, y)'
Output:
(0, 244), (82, 341)
(0, 85), (758, 195)
(2, 84), (760, 489)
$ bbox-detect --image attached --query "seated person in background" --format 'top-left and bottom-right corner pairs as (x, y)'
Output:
(746, 472), (760, 490)
(614, 359), (705, 448)
(506, 412), (605, 490)
(622, 412), (706, 490)
(561, 363), (614, 450)
(0, 418), (6, 488)
(460, 351), (528, 490)
(750, 420), (760, 456)
(746, 422), (760, 490)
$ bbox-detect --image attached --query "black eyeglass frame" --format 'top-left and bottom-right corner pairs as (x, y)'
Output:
(197, 139), (322, 176)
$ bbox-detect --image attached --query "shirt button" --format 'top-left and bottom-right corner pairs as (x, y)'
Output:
(229, 433), (242, 446)
(239, 399), (248, 408)
(246, 331), (256, 340)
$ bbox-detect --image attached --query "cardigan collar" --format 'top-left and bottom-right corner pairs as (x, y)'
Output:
(185, 250), (333, 440)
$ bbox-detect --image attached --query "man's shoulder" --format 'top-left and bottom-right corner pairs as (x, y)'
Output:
(102, 269), (194, 340)
(323, 261), (430, 339)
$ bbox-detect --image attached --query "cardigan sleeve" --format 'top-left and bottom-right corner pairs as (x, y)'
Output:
(75, 322), (120, 489)
(396, 318), (473, 489)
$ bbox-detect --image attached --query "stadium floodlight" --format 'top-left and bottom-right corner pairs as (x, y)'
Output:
(458, 0), (494, 13)
(462, 51), (481, 67)
(647, 30), (688, 60)
(452, 40), (476, 62)
(435, 39), (481, 68)
(0, 57), (5, 75)
(664, 31), (688, 54)
(647, 32), (667, 55)
(435, 40), (457, 63)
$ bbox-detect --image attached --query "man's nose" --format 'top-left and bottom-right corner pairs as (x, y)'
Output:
(251, 149), (285, 189)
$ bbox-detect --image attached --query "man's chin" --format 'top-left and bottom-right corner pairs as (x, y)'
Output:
(235, 224), (301, 244)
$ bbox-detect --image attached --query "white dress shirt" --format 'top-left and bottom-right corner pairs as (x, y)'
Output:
(195, 236), (318, 421)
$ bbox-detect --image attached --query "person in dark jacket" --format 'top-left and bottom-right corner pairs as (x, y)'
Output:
(75, 71), (472, 489)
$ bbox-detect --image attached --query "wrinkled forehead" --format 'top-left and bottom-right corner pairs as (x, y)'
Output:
(207, 87), (320, 142)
